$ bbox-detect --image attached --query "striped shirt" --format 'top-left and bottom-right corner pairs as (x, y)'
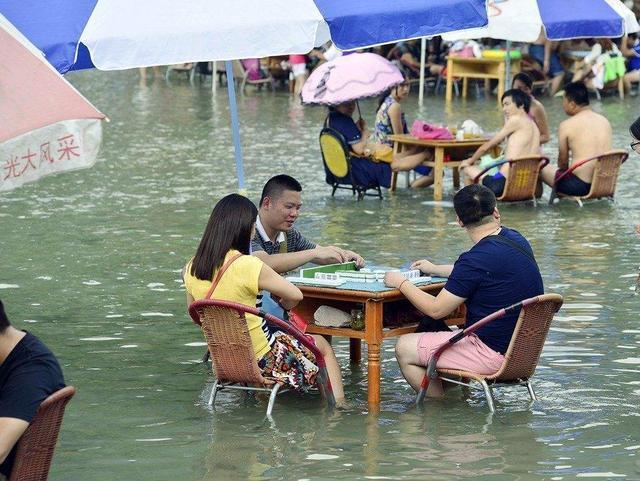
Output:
(251, 216), (316, 255)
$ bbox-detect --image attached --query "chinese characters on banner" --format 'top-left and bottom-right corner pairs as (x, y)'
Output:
(0, 119), (102, 192)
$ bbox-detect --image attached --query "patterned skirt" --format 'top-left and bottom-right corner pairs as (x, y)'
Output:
(258, 331), (318, 392)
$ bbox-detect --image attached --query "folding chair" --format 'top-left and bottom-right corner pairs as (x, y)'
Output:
(232, 60), (275, 93)
(416, 294), (563, 413)
(473, 156), (549, 203)
(319, 127), (384, 200)
(189, 299), (335, 417)
(549, 150), (628, 206)
(9, 386), (76, 481)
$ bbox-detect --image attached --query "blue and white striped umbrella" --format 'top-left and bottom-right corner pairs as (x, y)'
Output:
(1, 0), (489, 189)
(443, 0), (639, 42)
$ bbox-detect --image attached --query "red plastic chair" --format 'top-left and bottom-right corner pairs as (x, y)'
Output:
(473, 156), (549, 203)
(189, 299), (335, 416)
(416, 294), (563, 413)
(9, 386), (76, 481)
(549, 150), (628, 206)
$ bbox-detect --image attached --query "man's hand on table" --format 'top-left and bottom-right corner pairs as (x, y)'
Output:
(410, 259), (437, 275)
(343, 249), (365, 268)
(384, 271), (406, 289)
(312, 246), (347, 264)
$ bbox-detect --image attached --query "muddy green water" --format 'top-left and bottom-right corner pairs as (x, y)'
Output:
(2, 70), (640, 480)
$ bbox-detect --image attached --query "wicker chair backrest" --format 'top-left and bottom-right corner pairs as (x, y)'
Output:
(586, 151), (627, 199)
(196, 304), (266, 385)
(500, 156), (547, 201)
(9, 386), (75, 481)
(492, 294), (563, 381)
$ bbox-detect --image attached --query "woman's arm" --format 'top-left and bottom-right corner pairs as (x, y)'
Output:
(388, 102), (404, 136)
(258, 264), (303, 310)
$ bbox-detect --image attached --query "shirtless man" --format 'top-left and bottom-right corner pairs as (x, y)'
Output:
(540, 81), (612, 196)
(459, 89), (540, 197)
(512, 72), (550, 144)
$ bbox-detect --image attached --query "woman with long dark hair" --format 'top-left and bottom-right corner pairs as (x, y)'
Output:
(183, 194), (345, 403)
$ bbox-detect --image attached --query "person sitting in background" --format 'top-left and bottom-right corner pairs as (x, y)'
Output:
(388, 40), (444, 78)
(386, 185), (543, 395)
(0, 300), (65, 479)
(372, 81), (434, 188)
(571, 38), (623, 91)
(540, 81), (612, 196)
(512, 72), (550, 144)
(183, 194), (345, 405)
(324, 102), (392, 188)
(459, 89), (540, 196)
(621, 34), (640, 95)
(529, 30), (566, 96)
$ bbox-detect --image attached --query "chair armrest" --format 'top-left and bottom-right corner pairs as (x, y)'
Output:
(472, 160), (509, 184)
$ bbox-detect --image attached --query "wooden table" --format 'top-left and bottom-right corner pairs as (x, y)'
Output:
(388, 134), (499, 201)
(445, 57), (521, 106)
(293, 282), (465, 409)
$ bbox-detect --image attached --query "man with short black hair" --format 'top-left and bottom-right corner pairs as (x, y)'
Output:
(0, 301), (65, 479)
(252, 174), (364, 273)
(540, 81), (613, 196)
(460, 89), (540, 197)
(385, 185), (543, 394)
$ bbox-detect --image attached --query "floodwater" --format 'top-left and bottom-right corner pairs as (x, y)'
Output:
(2, 70), (640, 480)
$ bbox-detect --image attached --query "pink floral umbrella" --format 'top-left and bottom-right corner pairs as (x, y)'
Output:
(301, 52), (403, 106)
(0, 14), (105, 192)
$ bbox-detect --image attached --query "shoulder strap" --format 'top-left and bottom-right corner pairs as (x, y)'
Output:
(205, 253), (243, 299)
(485, 233), (537, 264)
(278, 232), (288, 253)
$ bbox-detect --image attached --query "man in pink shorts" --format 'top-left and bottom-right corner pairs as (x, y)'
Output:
(384, 185), (543, 394)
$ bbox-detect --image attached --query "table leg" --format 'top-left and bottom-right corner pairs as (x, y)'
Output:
(350, 338), (361, 364)
(445, 58), (453, 103)
(365, 299), (383, 406)
(433, 147), (445, 201)
(453, 166), (460, 189)
(462, 77), (468, 99)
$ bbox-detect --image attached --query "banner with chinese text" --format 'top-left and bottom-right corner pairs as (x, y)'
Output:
(1, 119), (102, 192)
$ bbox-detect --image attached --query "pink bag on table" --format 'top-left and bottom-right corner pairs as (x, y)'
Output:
(410, 120), (454, 140)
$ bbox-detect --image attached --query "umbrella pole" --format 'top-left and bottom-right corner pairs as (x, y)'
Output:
(419, 37), (426, 106)
(225, 60), (246, 193)
(505, 40), (512, 91)
(356, 100), (362, 121)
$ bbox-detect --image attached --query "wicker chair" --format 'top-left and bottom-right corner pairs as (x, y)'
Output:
(549, 150), (628, 206)
(416, 294), (563, 413)
(9, 386), (76, 481)
(473, 156), (549, 203)
(189, 299), (335, 416)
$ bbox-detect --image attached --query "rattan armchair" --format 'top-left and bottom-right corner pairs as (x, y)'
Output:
(9, 386), (76, 481)
(549, 150), (628, 206)
(473, 156), (549, 203)
(189, 299), (335, 417)
(416, 294), (563, 413)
